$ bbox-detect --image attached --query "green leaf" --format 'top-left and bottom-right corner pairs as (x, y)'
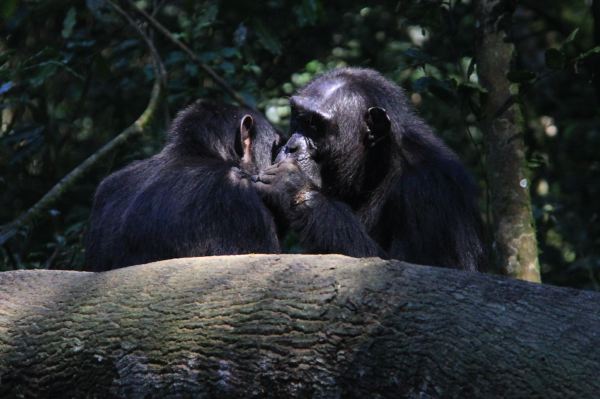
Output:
(506, 70), (536, 83)
(294, 0), (322, 27)
(412, 76), (436, 92)
(243, 64), (261, 76)
(195, 3), (218, 30)
(165, 51), (186, 65)
(458, 81), (488, 94)
(466, 58), (476, 79)
(305, 60), (324, 74)
(404, 48), (434, 64)
(220, 47), (240, 59)
(545, 48), (565, 70)
(254, 22), (282, 56)
(234, 23), (248, 47)
(220, 61), (235, 75)
(564, 28), (579, 45)
(184, 63), (198, 78)
(86, 0), (117, 24)
(0, 81), (13, 95)
(198, 51), (217, 63)
(574, 46), (600, 62)
(62, 7), (77, 39)
(29, 64), (58, 87)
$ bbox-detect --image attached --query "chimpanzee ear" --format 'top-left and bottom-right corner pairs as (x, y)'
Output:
(238, 114), (254, 159)
(365, 107), (391, 148)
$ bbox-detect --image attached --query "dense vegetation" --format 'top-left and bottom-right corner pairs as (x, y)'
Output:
(1, 0), (599, 290)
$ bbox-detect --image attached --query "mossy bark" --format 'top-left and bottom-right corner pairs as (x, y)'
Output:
(477, 0), (541, 282)
(1, 255), (599, 398)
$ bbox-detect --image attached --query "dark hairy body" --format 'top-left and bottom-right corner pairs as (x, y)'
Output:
(86, 102), (281, 271)
(254, 68), (486, 271)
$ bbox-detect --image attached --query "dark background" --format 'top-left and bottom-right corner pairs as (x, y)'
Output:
(1, 0), (599, 290)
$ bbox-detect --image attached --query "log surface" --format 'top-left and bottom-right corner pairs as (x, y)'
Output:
(0, 255), (598, 398)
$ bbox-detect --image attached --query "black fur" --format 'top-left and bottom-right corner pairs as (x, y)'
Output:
(85, 101), (281, 271)
(254, 68), (486, 271)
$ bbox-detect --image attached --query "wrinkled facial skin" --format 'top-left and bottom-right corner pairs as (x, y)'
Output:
(276, 78), (349, 189)
(275, 133), (322, 188)
(278, 76), (372, 201)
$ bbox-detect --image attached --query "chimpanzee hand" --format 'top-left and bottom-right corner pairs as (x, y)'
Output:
(251, 159), (320, 218)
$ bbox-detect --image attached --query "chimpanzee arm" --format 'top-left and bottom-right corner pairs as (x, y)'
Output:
(253, 161), (385, 258)
(384, 158), (485, 271)
(290, 190), (385, 257)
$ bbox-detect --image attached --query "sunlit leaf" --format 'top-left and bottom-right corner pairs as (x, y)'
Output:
(86, 0), (116, 24)
(564, 28), (579, 45)
(574, 46), (600, 63)
(234, 23), (248, 47)
(0, 81), (13, 95)
(466, 58), (476, 79)
(62, 7), (77, 39)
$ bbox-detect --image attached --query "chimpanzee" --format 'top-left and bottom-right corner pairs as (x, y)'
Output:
(85, 101), (282, 271)
(253, 68), (486, 271)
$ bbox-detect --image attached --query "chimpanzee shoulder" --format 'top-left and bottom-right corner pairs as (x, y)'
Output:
(85, 101), (281, 271)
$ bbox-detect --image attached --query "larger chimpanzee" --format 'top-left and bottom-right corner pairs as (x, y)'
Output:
(85, 101), (281, 271)
(253, 68), (486, 271)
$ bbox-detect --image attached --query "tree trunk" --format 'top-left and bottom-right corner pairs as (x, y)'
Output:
(0, 255), (598, 398)
(476, 0), (541, 282)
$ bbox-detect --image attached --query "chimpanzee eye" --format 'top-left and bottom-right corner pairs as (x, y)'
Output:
(307, 113), (325, 135)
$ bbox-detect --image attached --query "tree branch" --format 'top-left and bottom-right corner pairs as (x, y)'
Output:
(1, 255), (599, 397)
(476, 0), (541, 281)
(0, 4), (165, 246)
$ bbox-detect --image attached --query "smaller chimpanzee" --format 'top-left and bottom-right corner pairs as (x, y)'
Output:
(85, 101), (282, 271)
(253, 68), (486, 271)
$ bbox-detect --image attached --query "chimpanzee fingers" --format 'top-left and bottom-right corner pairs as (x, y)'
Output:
(251, 180), (268, 191)
(261, 162), (281, 173)
(256, 165), (280, 177)
(251, 181), (281, 202)
(277, 159), (301, 172)
(256, 172), (277, 184)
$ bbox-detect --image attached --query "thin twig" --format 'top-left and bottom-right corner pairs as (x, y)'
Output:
(0, 4), (165, 246)
(121, 0), (255, 110)
(109, 0), (167, 86)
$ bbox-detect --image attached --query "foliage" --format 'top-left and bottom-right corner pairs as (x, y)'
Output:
(1, 0), (598, 290)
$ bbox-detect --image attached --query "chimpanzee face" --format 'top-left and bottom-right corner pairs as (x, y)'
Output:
(276, 77), (373, 196)
(277, 72), (393, 200)
(274, 132), (322, 188)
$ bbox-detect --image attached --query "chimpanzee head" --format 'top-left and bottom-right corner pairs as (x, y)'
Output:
(166, 101), (282, 174)
(276, 68), (415, 201)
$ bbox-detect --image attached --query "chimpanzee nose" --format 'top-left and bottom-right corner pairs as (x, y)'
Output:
(285, 133), (305, 154)
(275, 133), (307, 163)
